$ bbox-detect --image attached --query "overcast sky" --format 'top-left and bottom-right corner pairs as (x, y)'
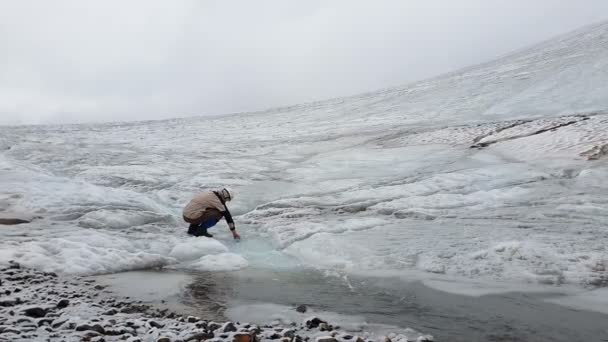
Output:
(1, 0), (608, 125)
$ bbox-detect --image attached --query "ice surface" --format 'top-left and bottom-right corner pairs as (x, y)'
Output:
(1, 22), (608, 292)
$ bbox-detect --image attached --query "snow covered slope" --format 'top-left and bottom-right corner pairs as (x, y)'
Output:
(1, 21), (607, 290)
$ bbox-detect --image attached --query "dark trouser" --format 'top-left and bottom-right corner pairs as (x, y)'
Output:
(183, 209), (223, 236)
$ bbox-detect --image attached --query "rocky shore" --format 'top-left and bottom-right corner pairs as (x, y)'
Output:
(0, 262), (433, 342)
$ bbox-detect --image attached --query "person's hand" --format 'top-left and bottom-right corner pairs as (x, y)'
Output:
(232, 231), (241, 241)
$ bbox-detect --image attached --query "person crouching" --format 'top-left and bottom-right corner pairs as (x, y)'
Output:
(182, 188), (240, 240)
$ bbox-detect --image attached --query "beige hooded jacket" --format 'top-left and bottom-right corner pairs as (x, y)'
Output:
(182, 191), (227, 220)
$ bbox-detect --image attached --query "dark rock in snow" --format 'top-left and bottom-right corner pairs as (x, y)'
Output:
(56, 299), (70, 308)
(104, 327), (131, 336)
(223, 322), (238, 332)
(305, 317), (327, 329)
(148, 320), (164, 329)
(157, 337), (171, 342)
(296, 304), (308, 313)
(37, 318), (53, 327)
(316, 337), (338, 342)
(208, 322), (221, 331)
(76, 323), (94, 331)
(0, 218), (30, 225)
(51, 318), (68, 329)
(185, 331), (214, 341)
(0, 299), (17, 307)
(103, 308), (118, 316)
(23, 307), (47, 318)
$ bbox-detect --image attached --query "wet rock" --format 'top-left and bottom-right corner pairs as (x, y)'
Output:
(56, 299), (70, 308)
(94, 284), (107, 290)
(186, 316), (199, 323)
(342, 335), (353, 340)
(269, 333), (281, 339)
(157, 338), (171, 342)
(296, 305), (308, 313)
(305, 317), (327, 329)
(23, 307), (47, 318)
(223, 322), (238, 332)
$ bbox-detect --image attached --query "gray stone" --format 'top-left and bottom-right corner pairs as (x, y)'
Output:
(296, 305), (307, 313)
(157, 338), (171, 342)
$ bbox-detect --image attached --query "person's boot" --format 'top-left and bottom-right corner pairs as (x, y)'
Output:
(199, 227), (213, 238)
(187, 224), (197, 235)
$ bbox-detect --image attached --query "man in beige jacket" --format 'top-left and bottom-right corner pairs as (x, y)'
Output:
(182, 188), (240, 240)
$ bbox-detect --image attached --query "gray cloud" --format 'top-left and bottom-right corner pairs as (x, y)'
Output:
(1, 0), (608, 125)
